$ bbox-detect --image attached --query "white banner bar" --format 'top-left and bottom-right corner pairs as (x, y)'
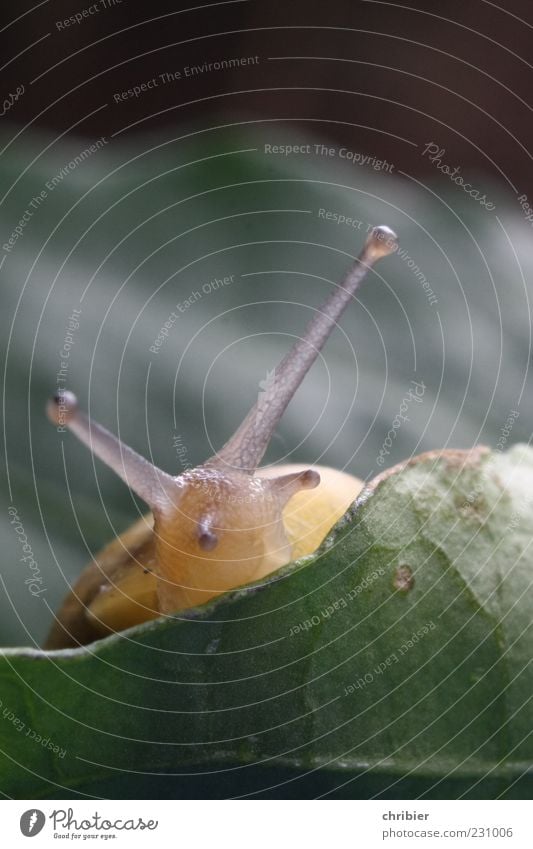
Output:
(1, 799), (531, 848)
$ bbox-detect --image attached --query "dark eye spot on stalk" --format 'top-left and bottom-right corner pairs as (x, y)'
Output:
(198, 528), (218, 551)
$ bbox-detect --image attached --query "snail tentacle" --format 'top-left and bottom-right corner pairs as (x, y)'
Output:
(211, 225), (397, 473)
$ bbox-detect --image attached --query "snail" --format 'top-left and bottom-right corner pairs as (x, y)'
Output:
(44, 225), (398, 649)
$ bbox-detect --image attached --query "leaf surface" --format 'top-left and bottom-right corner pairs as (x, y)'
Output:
(1, 445), (532, 798)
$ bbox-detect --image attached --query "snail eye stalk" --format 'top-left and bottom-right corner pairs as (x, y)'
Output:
(212, 225), (398, 473)
(46, 391), (176, 512)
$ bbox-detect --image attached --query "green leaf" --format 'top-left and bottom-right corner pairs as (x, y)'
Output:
(1, 444), (532, 799)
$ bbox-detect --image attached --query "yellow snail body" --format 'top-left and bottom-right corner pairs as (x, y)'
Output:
(45, 226), (398, 649)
